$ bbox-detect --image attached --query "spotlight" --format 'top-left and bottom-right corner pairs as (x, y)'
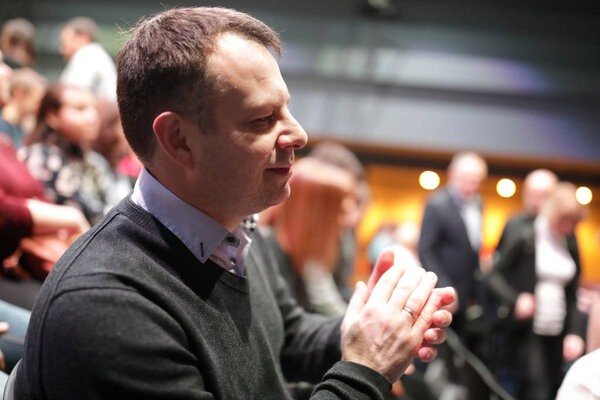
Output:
(576, 186), (592, 205)
(419, 171), (440, 190)
(496, 178), (516, 198)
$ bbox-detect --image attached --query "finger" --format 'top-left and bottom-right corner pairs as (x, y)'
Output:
(388, 266), (426, 312)
(0, 321), (9, 334)
(397, 271), (436, 321)
(433, 287), (457, 306)
(366, 248), (396, 295)
(367, 264), (403, 305)
(413, 288), (445, 333)
(423, 327), (446, 345)
(431, 309), (453, 328)
(417, 344), (438, 363)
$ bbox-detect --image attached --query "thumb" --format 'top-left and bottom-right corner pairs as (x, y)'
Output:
(346, 281), (368, 318)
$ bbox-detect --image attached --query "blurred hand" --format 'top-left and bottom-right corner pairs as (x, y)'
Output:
(514, 292), (535, 320)
(26, 199), (90, 237)
(563, 334), (585, 361)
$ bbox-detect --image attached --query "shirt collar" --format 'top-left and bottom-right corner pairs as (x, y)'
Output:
(131, 167), (233, 265)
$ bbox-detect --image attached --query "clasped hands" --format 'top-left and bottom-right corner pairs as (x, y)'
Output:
(341, 249), (456, 383)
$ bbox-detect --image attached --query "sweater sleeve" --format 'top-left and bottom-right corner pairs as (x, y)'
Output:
(311, 362), (392, 400)
(0, 189), (33, 259)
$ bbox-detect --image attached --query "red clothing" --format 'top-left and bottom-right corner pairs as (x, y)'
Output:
(0, 138), (46, 259)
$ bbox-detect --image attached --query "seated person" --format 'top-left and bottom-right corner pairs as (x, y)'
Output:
(261, 157), (356, 316)
(20, 84), (119, 225)
(0, 132), (89, 286)
(0, 67), (46, 148)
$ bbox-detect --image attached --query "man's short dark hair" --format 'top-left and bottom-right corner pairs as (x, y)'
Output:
(116, 7), (281, 163)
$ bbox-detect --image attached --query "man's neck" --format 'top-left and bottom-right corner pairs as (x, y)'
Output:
(146, 165), (243, 232)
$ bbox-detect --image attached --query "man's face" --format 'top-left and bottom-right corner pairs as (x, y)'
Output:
(523, 173), (557, 216)
(59, 27), (82, 61)
(449, 158), (487, 202)
(48, 87), (100, 145)
(186, 33), (307, 222)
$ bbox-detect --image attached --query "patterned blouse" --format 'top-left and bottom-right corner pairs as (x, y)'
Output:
(20, 141), (116, 225)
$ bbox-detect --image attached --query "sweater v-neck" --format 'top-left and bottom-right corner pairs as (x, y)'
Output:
(117, 196), (251, 295)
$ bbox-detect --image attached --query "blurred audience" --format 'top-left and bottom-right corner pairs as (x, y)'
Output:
(261, 157), (356, 317)
(486, 182), (587, 400)
(20, 84), (116, 225)
(0, 52), (12, 108)
(0, 132), (89, 307)
(368, 221), (421, 270)
(59, 17), (117, 101)
(0, 67), (46, 147)
(93, 100), (136, 202)
(418, 151), (490, 399)
(0, 18), (36, 69)
(418, 152), (487, 321)
(491, 168), (559, 393)
(307, 141), (371, 301)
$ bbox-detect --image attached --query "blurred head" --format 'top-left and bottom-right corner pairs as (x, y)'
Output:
(0, 18), (36, 67)
(59, 17), (96, 61)
(0, 53), (13, 107)
(308, 141), (370, 229)
(93, 100), (130, 168)
(523, 169), (558, 217)
(541, 182), (587, 236)
(9, 67), (46, 115)
(28, 84), (100, 147)
(273, 158), (356, 273)
(116, 7), (282, 165)
(447, 151), (488, 201)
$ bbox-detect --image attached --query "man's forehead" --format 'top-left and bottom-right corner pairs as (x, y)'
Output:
(208, 33), (289, 103)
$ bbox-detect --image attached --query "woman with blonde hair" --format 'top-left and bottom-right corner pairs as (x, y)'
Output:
(487, 182), (587, 400)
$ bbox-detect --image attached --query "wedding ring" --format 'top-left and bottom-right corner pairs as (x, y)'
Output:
(402, 306), (415, 319)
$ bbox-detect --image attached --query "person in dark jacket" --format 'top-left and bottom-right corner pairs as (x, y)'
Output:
(487, 182), (587, 400)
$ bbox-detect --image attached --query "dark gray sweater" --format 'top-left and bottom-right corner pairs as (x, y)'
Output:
(16, 198), (391, 399)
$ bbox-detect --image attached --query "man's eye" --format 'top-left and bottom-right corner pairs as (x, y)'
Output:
(255, 114), (274, 123)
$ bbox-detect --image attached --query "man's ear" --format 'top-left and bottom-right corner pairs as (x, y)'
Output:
(152, 111), (193, 169)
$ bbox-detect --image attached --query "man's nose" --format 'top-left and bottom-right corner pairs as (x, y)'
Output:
(278, 111), (308, 150)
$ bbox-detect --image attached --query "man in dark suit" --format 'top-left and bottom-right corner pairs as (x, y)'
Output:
(418, 151), (488, 399)
(418, 152), (487, 325)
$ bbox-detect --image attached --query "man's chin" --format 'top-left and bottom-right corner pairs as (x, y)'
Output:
(268, 185), (291, 207)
